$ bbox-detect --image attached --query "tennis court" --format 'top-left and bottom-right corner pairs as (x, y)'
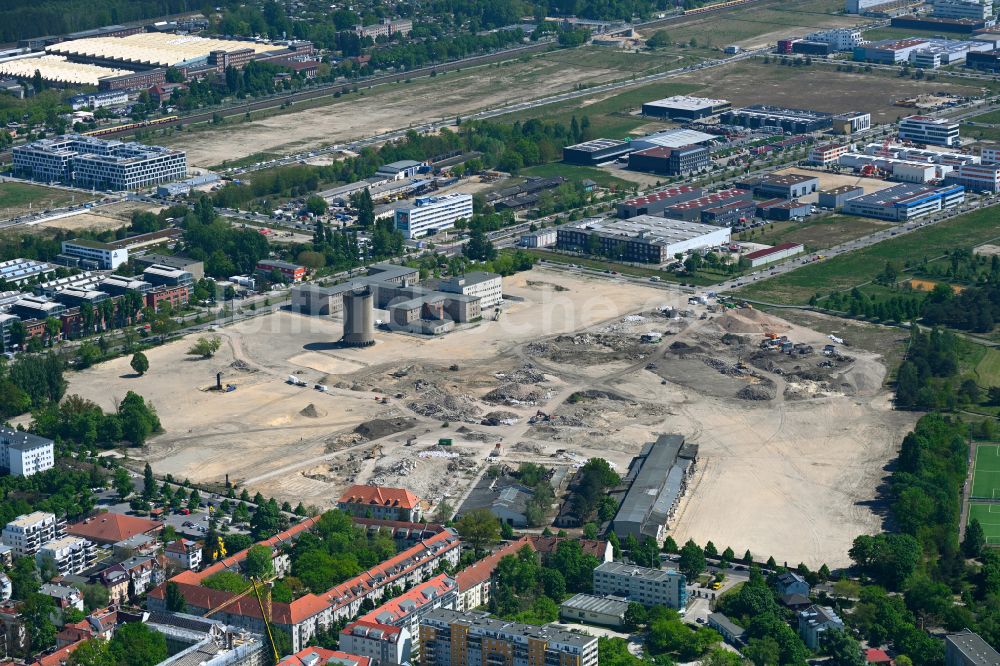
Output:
(971, 445), (1000, 499)
(969, 503), (1000, 545)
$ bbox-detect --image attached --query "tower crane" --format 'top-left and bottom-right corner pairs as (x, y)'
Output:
(204, 576), (280, 664)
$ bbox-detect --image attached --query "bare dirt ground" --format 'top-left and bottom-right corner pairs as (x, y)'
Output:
(64, 268), (912, 566)
(164, 51), (675, 167)
(769, 167), (898, 203)
(28, 201), (159, 234)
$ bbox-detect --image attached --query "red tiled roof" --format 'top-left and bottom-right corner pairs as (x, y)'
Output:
(744, 242), (804, 260)
(455, 537), (531, 590)
(527, 535), (610, 560)
(341, 620), (402, 641)
(279, 648), (371, 666)
(866, 649), (893, 664)
(357, 574), (455, 624)
(31, 641), (84, 666)
(338, 485), (420, 510)
(66, 513), (161, 544)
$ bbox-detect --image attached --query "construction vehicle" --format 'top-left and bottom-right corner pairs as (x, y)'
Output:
(204, 576), (279, 664)
(493, 308), (502, 321)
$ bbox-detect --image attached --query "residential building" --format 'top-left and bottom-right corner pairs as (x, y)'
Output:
(340, 622), (410, 666)
(935, 0), (993, 20)
(337, 486), (423, 522)
(627, 145), (711, 176)
(2, 512), (62, 557)
(36, 535), (97, 576)
(592, 562), (687, 609)
(146, 611), (268, 666)
(455, 538), (532, 612)
(720, 105), (833, 133)
(556, 216), (731, 265)
(708, 613), (745, 645)
(527, 536), (614, 563)
(13, 135), (186, 190)
(438, 272), (503, 309)
(100, 555), (164, 599)
(842, 182), (965, 220)
(165, 538), (203, 570)
(867, 648), (895, 666)
(945, 630), (1000, 666)
(744, 242), (805, 267)
(60, 239), (128, 270)
(776, 572), (811, 597)
(798, 605), (845, 649)
(355, 18), (413, 38)
(419, 609), (598, 666)
(559, 594), (629, 628)
(39, 583), (83, 611)
(280, 648), (371, 666)
(563, 138), (632, 165)
(66, 513), (161, 545)
(946, 163), (1000, 192)
(0, 428), (55, 477)
(899, 115), (961, 146)
(256, 260), (307, 283)
(112, 533), (158, 559)
(394, 194), (473, 239)
(640, 96), (730, 120)
(808, 143), (852, 165)
(609, 434), (699, 541)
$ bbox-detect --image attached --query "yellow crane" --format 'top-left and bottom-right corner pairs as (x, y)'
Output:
(204, 576), (280, 664)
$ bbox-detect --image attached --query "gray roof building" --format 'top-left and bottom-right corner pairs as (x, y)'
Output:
(946, 630), (1000, 666)
(559, 594), (629, 628)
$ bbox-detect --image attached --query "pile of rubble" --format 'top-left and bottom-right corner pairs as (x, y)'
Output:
(373, 459), (419, 478)
(230, 359), (257, 373)
(483, 383), (547, 406)
(495, 365), (546, 384)
(481, 410), (521, 426)
(408, 379), (481, 421)
(737, 378), (777, 401)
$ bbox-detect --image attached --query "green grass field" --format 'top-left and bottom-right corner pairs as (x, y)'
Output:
(975, 349), (1000, 386)
(966, 108), (1000, 125)
(972, 445), (1000, 500)
(0, 182), (81, 219)
(735, 207), (1000, 305)
(969, 503), (1000, 544)
(737, 215), (892, 253)
(518, 163), (635, 190)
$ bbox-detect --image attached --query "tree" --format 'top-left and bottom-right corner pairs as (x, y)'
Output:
(69, 638), (112, 666)
(114, 467), (133, 500)
(22, 593), (56, 653)
(130, 352), (149, 376)
(624, 602), (647, 631)
(305, 195), (328, 216)
(188, 489), (201, 511)
(143, 463), (156, 499)
(965, 518), (987, 558)
(456, 508), (501, 555)
(81, 584), (109, 612)
(822, 629), (864, 666)
(464, 229), (497, 261)
(646, 30), (671, 48)
(187, 336), (222, 359)
(662, 536), (678, 553)
(108, 622), (168, 666)
(245, 544), (275, 579)
(354, 188), (375, 228)
(165, 582), (187, 612)
(679, 539), (706, 578)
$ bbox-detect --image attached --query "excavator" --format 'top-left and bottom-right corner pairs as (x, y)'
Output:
(204, 576), (280, 664)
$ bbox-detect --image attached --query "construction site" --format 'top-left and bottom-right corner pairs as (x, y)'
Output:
(63, 267), (915, 567)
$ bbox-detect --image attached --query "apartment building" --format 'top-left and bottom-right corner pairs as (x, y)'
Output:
(592, 562), (687, 609)
(0, 428), (55, 477)
(394, 194), (473, 239)
(13, 135), (186, 190)
(899, 115), (961, 147)
(419, 609), (598, 666)
(438, 272), (503, 309)
(339, 622), (409, 666)
(337, 486), (423, 522)
(1, 512), (62, 557)
(36, 535), (97, 576)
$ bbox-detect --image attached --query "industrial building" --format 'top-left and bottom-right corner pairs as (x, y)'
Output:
(843, 182), (965, 220)
(853, 38), (929, 63)
(744, 242), (805, 267)
(256, 259), (306, 283)
(720, 105), (833, 133)
(967, 48), (1000, 70)
(934, 0), (993, 21)
(142, 264), (193, 288)
(13, 135), (186, 190)
(899, 115), (961, 146)
(629, 128), (717, 151)
(846, 0), (913, 13)
(419, 609), (598, 666)
(0, 55), (134, 86)
(739, 173), (819, 199)
(394, 194), (473, 239)
(756, 199), (812, 221)
(608, 434), (699, 541)
(559, 594), (630, 628)
(616, 186), (703, 218)
(593, 562), (687, 609)
(839, 152), (943, 183)
(376, 160), (424, 181)
(700, 201), (756, 227)
(627, 145), (711, 176)
(562, 138), (632, 165)
(520, 229), (557, 248)
(818, 185), (864, 208)
(438, 272), (503, 309)
(945, 162), (1000, 192)
(640, 95), (731, 120)
(0, 428), (54, 478)
(556, 217), (731, 265)
(0, 259), (54, 285)
(133, 254), (204, 280)
(662, 189), (754, 222)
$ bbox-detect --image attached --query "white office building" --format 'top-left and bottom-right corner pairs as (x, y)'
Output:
(0, 429), (55, 478)
(13, 135), (186, 190)
(439, 272), (503, 309)
(1, 512), (62, 557)
(899, 116), (961, 147)
(61, 239), (129, 270)
(946, 162), (1000, 192)
(592, 562), (687, 609)
(934, 0), (993, 20)
(805, 28), (867, 50)
(36, 535), (97, 577)
(394, 194), (473, 239)
(67, 91), (129, 110)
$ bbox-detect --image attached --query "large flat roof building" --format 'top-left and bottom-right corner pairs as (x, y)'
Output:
(843, 182), (965, 220)
(945, 630), (1000, 666)
(0, 429), (55, 478)
(641, 96), (730, 120)
(60, 239), (128, 270)
(562, 139), (632, 165)
(559, 594), (629, 628)
(593, 562), (687, 609)
(394, 194), (472, 239)
(617, 186), (704, 218)
(14, 134), (186, 190)
(720, 105), (833, 133)
(556, 216), (730, 265)
(899, 115), (961, 147)
(47, 32), (285, 70)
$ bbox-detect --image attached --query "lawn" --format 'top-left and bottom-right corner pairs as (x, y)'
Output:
(518, 163), (634, 189)
(736, 215), (892, 252)
(975, 348), (1000, 386)
(971, 445), (1000, 500)
(735, 207), (1000, 305)
(209, 152), (284, 171)
(0, 182), (82, 219)
(860, 27), (958, 42)
(963, 125), (1000, 142)
(969, 503), (1000, 545)
(965, 108), (1000, 125)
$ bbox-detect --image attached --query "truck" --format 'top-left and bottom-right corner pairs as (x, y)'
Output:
(438, 438), (453, 446)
